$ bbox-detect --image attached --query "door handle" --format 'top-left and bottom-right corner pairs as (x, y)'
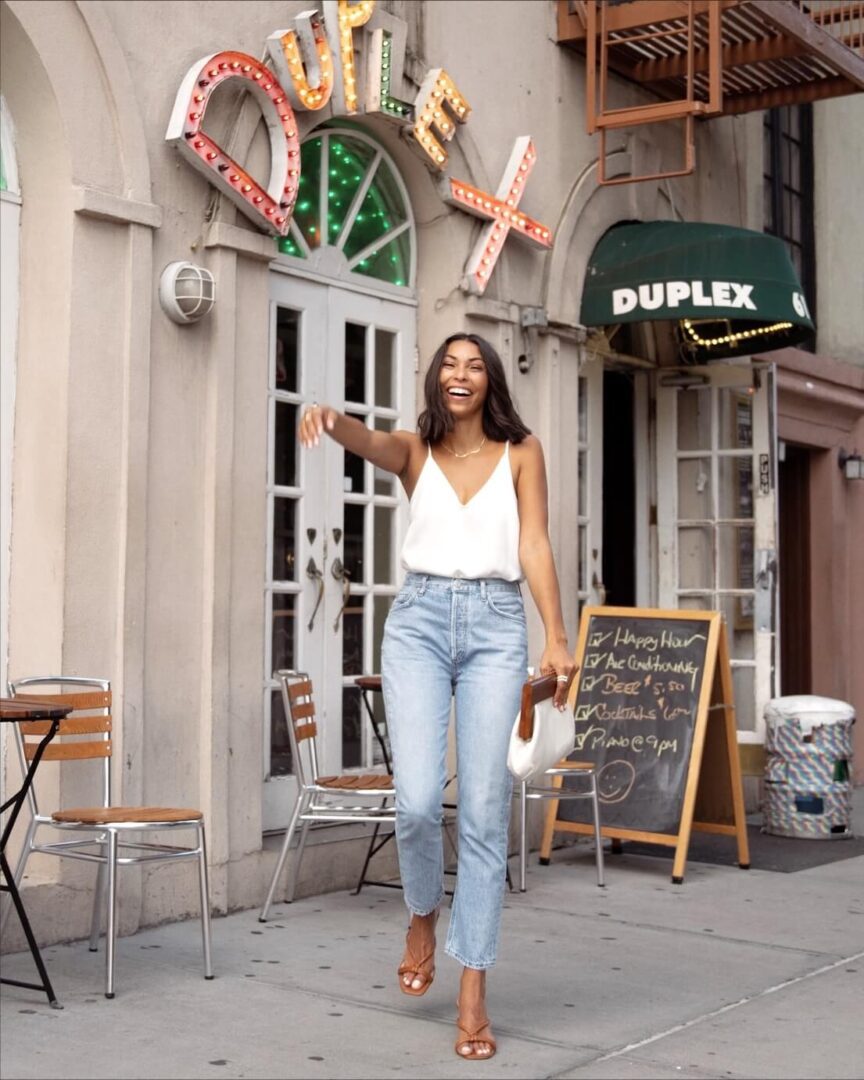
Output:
(306, 557), (325, 631)
(756, 549), (776, 590)
(592, 572), (607, 606)
(331, 557), (352, 632)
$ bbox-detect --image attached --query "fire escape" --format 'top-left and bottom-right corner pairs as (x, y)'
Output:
(557, 0), (864, 183)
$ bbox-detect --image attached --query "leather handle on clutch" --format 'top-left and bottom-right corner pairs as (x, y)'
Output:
(517, 669), (577, 741)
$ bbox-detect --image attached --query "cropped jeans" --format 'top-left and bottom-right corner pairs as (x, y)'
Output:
(381, 573), (528, 970)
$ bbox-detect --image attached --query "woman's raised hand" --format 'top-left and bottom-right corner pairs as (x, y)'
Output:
(299, 403), (338, 448)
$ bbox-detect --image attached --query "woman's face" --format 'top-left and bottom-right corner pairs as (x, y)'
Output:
(438, 339), (488, 418)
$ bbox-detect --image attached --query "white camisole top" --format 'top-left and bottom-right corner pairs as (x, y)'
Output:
(401, 442), (523, 582)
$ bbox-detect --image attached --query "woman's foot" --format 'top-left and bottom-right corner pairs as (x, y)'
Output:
(455, 968), (496, 1059)
(397, 909), (438, 995)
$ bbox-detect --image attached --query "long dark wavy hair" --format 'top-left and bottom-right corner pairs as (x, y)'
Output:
(417, 333), (531, 445)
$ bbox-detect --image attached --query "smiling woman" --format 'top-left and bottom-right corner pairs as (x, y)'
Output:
(297, 331), (573, 1061)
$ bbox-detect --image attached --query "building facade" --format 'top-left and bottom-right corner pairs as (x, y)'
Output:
(1, 0), (862, 946)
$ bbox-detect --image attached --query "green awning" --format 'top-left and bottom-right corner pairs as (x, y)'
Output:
(580, 221), (814, 359)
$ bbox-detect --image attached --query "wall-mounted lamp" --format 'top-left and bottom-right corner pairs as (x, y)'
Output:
(159, 261), (216, 324)
(838, 449), (864, 481)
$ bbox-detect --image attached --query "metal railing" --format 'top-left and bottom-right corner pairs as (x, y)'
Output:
(795, 1), (863, 57)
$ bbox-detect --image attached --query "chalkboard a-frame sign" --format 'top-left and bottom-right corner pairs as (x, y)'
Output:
(540, 607), (750, 883)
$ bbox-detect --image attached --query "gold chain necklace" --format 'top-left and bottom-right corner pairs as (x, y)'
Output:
(441, 436), (487, 459)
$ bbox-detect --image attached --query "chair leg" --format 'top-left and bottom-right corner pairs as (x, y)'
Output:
(197, 823), (214, 979)
(519, 781), (529, 892)
(89, 841), (108, 951)
(285, 818), (311, 903)
(104, 830), (118, 999)
(590, 776), (606, 888)
(259, 795), (305, 922)
(353, 820), (383, 896)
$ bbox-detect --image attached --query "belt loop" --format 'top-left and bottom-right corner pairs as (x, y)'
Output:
(480, 580), (487, 600)
(419, 575), (428, 596)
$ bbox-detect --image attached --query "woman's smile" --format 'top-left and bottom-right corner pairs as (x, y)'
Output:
(440, 339), (488, 410)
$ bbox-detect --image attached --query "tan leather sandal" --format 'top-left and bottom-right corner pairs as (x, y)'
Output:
(454, 1016), (497, 1060)
(397, 912), (438, 996)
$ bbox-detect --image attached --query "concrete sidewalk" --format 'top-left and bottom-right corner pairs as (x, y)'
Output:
(2, 797), (863, 1080)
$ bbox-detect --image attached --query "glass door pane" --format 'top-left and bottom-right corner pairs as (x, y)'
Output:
(332, 295), (414, 772)
(263, 279), (331, 832)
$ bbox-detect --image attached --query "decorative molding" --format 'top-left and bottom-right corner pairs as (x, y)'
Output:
(203, 220), (278, 262)
(73, 0), (153, 202)
(72, 185), (161, 229)
(465, 296), (520, 324)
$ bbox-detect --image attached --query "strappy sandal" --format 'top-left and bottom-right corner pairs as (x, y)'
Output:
(397, 912), (438, 996)
(454, 1016), (497, 1060)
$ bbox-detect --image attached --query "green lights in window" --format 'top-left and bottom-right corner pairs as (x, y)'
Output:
(280, 132), (411, 286)
(277, 232), (305, 259)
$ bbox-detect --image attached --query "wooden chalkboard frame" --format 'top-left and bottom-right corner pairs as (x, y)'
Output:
(539, 606), (750, 883)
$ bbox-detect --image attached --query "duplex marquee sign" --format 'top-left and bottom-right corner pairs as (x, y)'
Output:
(165, 0), (553, 295)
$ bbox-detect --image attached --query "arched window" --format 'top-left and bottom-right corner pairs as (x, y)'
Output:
(277, 128), (415, 291)
(0, 95), (20, 196)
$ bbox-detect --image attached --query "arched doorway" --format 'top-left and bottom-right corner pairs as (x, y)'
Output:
(263, 127), (417, 829)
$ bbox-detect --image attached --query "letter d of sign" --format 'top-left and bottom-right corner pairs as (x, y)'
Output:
(612, 288), (638, 316)
(165, 52), (301, 237)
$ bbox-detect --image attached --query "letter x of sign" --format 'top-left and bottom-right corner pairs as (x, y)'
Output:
(446, 136), (553, 296)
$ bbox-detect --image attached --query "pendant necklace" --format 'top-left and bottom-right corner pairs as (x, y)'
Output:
(442, 436), (487, 459)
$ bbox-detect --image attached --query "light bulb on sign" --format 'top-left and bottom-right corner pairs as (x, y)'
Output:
(165, 50), (299, 236)
(446, 136), (553, 296)
(410, 67), (471, 169)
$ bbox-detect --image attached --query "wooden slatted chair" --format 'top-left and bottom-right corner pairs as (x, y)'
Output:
(5, 676), (213, 998)
(513, 673), (605, 891)
(259, 670), (397, 922)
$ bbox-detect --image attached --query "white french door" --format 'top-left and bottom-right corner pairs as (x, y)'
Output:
(263, 272), (416, 830)
(656, 362), (779, 746)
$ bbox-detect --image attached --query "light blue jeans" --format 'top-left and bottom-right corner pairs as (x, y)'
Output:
(381, 573), (528, 970)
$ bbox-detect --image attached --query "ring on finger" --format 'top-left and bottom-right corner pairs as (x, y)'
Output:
(556, 675), (569, 683)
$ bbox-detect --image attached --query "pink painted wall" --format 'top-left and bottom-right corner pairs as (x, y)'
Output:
(765, 347), (864, 784)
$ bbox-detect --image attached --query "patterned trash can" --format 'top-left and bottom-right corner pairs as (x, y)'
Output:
(763, 695), (856, 839)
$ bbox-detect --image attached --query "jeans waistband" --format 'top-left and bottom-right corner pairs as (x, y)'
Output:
(403, 572), (522, 595)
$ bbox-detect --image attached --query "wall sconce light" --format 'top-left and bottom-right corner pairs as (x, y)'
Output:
(838, 449), (864, 481)
(159, 261), (216, 324)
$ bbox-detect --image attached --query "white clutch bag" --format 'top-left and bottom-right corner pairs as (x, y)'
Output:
(507, 696), (575, 783)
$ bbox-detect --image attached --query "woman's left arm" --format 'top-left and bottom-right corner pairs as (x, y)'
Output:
(514, 436), (574, 709)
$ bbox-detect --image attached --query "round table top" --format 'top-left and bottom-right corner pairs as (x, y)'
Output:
(0, 697), (73, 721)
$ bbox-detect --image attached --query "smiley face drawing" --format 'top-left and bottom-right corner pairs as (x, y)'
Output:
(597, 759), (636, 804)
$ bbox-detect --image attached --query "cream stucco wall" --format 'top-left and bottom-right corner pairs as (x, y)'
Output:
(813, 95), (864, 365)
(2, 0), (861, 949)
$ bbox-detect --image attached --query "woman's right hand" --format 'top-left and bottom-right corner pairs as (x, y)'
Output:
(299, 403), (338, 448)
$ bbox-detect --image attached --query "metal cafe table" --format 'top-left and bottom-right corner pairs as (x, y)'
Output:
(0, 695), (72, 1008)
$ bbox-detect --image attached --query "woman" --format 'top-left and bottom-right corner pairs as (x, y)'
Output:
(299, 332), (573, 1060)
